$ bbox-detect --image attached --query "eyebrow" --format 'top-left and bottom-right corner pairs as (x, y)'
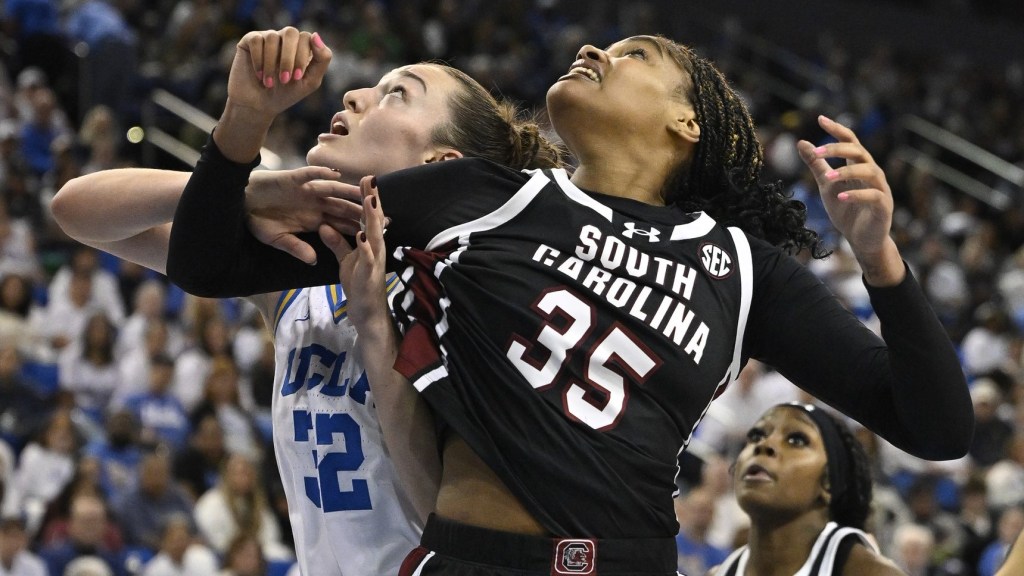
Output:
(397, 69), (428, 93)
(612, 36), (667, 59)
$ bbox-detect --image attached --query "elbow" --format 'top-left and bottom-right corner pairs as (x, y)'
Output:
(50, 179), (80, 236)
(911, 412), (975, 461)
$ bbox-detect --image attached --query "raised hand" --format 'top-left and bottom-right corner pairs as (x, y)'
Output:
(245, 167), (363, 264)
(796, 115), (905, 286)
(226, 27), (332, 120)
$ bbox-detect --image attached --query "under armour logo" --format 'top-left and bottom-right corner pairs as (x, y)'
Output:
(622, 222), (661, 242)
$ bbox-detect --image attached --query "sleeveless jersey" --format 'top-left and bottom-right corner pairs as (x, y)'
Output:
(380, 159), (753, 538)
(717, 522), (878, 575)
(270, 279), (421, 575)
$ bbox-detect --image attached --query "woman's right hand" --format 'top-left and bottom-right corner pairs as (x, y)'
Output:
(225, 27), (332, 121)
(245, 167), (363, 265)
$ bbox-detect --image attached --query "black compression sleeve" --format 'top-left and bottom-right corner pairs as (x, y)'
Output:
(745, 244), (973, 461)
(166, 135), (341, 297)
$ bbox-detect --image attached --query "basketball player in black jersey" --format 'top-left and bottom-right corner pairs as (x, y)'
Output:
(712, 403), (904, 575)
(166, 30), (974, 575)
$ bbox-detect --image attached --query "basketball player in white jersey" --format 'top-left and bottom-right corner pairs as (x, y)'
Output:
(52, 27), (562, 574)
(712, 403), (903, 576)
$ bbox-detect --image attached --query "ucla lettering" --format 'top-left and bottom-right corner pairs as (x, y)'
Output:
(281, 344), (369, 403)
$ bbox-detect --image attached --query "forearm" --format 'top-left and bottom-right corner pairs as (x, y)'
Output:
(357, 313), (441, 524)
(864, 266), (974, 458)
(752, 253), (973, 460)
(166, 136), (340, 297)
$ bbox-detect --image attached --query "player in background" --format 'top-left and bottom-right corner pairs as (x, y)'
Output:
(711, 403), (904, 575)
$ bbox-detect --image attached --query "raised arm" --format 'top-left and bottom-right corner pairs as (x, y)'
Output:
(165, 27), (364, 297)
(746, 116), (973, 461)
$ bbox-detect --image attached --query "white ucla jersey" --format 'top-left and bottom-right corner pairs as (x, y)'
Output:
(269, 277), (421, 575)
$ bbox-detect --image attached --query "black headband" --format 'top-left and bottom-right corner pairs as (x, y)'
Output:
(782, 402), (849, 509)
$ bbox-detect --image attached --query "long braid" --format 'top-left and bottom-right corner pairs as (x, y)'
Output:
(657, 38), (826, 257)
(830, 419), (874, 530)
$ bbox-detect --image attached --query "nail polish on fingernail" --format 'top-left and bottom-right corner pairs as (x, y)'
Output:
(313, 32), (325, 49)
(837, 192), (849, 201)
(264, 75), (274, 88)
(359, 231), (367, 243)
(813, 146), (827, 156)
(293, 68), (303, 81)
(370, 196), (378, 209)
(825, 170), (839, 180)
(255, 70), (263, 80)
(281, 70), (291, 84)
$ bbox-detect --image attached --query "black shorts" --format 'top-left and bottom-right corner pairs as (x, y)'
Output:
(397, 515), (680, 576)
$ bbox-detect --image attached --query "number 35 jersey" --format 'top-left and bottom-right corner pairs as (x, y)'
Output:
(270, 281), (420, 575)
(379, 158), (754, 538)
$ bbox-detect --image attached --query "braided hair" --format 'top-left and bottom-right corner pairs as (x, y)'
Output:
(823, 411), (874, 530)
(653, 37), (826, 257)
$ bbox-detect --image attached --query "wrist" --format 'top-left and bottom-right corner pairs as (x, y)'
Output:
(857, 237), (906, 287)
(213, 100), (276, 163)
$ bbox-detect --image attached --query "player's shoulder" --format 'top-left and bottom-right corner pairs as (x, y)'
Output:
(380, 157), (533, 192)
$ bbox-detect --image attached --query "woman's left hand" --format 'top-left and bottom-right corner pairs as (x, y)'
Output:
(797, 115), (905, 285)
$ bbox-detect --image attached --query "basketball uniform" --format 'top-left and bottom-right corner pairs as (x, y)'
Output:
(269, 278), (421, 575)
(716, 522), (879, 575)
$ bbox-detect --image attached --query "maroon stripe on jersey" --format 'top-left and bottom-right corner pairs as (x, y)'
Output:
(398, 546), (431, 576)
(394, 245), (457, 382)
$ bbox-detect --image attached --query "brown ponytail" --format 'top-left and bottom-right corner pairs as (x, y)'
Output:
(430, 64), (564, 170)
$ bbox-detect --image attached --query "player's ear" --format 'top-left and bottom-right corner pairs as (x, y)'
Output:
(425, 149), (463, 163)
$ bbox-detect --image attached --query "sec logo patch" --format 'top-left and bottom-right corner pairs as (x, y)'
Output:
(699, 242), (733, 279)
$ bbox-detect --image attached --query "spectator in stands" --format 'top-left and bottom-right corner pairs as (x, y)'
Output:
(116, 279), (175, 360)
(59, 312), (121, 426)
(0, 514), (46, 576)
(172, 413), (225, 500)
(119, 354), (190, 451)
(194, 453), (291, 562)
(82, 410), (141, 505)
(48, 246), (125, 328)
(985, 433), (1024, 512)
(980, 507), (1024, 576)
(0, 275), (46, 359)
(190, 358), (259, 461)
(38, 493), (125, 576)
(970, 378), (1015, 470)
(172, 315), (233, 413)
(0, 344), (51, 451)
(674, 485), (730, 576)
(140, 514), (218, 576)
(0, 203), (40, 284)
(958, 476), (997, 576)
(112, 448), (195, 552)
(217, 533), (267, 576)
(2, 409), (78, 532)
(115, 318), (172, 406)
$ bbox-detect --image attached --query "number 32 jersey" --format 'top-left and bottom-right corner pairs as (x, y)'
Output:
(380, 158), (755, 538)
(270, 281), (420, 575)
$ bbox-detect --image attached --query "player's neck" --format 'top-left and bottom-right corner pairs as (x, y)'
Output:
(744, 517), (825, 576)
(569, 164), (668, 206)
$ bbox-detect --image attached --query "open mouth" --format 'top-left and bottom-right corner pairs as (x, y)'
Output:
(331, 122), (349, 136)
(742, 464), (774, 481)
(567, 66), (600, 83)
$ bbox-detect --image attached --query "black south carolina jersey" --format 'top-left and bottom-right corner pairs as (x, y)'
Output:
(379, 159), (750, 537)
(168, 142), (974, 540)
(717, 522), (878, 575)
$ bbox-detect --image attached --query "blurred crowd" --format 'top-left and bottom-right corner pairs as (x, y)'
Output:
(0, 1), (1022, 575)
